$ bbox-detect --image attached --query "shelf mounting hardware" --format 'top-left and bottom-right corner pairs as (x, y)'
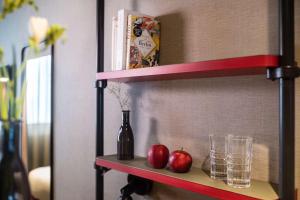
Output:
(95, 80), (107, 89)
(94, 163), (111, 175)
(267, 65), (300, 81)
(118, 175), (153, 200)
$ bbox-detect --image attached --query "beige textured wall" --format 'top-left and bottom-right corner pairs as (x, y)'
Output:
(103, 0), (294, 199)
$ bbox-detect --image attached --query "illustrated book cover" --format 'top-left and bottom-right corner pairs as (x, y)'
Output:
(115, 9), (153, 70)
(126, 15), (160, 69)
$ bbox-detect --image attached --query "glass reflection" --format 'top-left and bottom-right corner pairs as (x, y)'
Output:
(24, 54), (52, 200)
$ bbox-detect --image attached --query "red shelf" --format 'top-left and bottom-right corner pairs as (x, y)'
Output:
(96, 55), (278, 82)
(96, 155), (278, 200)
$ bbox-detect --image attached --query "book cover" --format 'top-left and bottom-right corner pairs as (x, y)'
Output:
(126, 15), (160, 69)
(115, 9), (152, 70)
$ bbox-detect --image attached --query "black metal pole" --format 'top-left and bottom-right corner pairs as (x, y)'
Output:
(279, 78), (295, 200)
(268, 0), (299, 198)
(96, 0), (105, 199)
(50, 45), (55, 200)
(278, 0), (295, 199)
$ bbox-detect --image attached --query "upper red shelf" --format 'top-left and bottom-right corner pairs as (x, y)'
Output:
(96, 55), (278, 82)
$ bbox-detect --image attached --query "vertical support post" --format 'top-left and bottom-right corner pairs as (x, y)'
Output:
(268, 0), (299, 199)
(96, 0), (105, 200)
(279, 78), (295, 199)
(278, 0), (295, 199)
(50, 45), (55, 200)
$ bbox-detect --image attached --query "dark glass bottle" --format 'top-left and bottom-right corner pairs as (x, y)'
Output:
(117, 111), (134, 160)
(0, 120), (31, 200)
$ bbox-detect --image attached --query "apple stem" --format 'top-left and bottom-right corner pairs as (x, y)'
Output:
(181, 147), (183, 151)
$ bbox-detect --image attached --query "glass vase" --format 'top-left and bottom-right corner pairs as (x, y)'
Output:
(117, 110), (134, 160)
(0, 120), (31, 200)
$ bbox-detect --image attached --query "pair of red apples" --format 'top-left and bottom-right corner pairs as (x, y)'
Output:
(147, 144), (193, 173)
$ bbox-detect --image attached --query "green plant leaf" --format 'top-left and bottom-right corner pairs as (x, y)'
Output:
(0, 0), (38, 21)
(28, 24), (66, 52)
(15, 81), (26, 119)
(0, 83), (9, 120)
(0, 48), (3, 63)
(45, 24), (66, 47)
(28, 36), (40, 53)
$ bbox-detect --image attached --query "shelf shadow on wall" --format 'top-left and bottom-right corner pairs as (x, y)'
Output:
(130, 0), (138, 11)
(127, 84), (160, 156)
(158, 12), (185, 65)
(267, 0), (279, 56)
(145, 117), (159, 151)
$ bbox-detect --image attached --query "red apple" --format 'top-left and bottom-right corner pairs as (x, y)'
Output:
(168, 149), (193, 173)
(147, 144), (169, 169)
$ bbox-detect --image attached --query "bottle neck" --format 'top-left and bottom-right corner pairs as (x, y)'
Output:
(122, 110), (130, 125)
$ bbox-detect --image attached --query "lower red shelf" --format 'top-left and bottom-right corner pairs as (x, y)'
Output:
(96, 155), (278, 200)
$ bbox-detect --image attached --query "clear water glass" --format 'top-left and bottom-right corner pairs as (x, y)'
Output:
(209, 135), (227, 180)
(226, 135), (253, 188)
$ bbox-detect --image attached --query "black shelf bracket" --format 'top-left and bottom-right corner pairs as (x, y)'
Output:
(95, 80), (107, 89)
(94, 163), (111, 175)
(118, 175), (153, 200)
(267, 65), (300, 81)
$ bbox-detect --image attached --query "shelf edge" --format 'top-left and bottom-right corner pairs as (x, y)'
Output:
(96, 157), (278, 200)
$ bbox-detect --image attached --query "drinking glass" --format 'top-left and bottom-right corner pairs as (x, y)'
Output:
(209, 135), (227, 180)
(226, 135), (253, 188)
